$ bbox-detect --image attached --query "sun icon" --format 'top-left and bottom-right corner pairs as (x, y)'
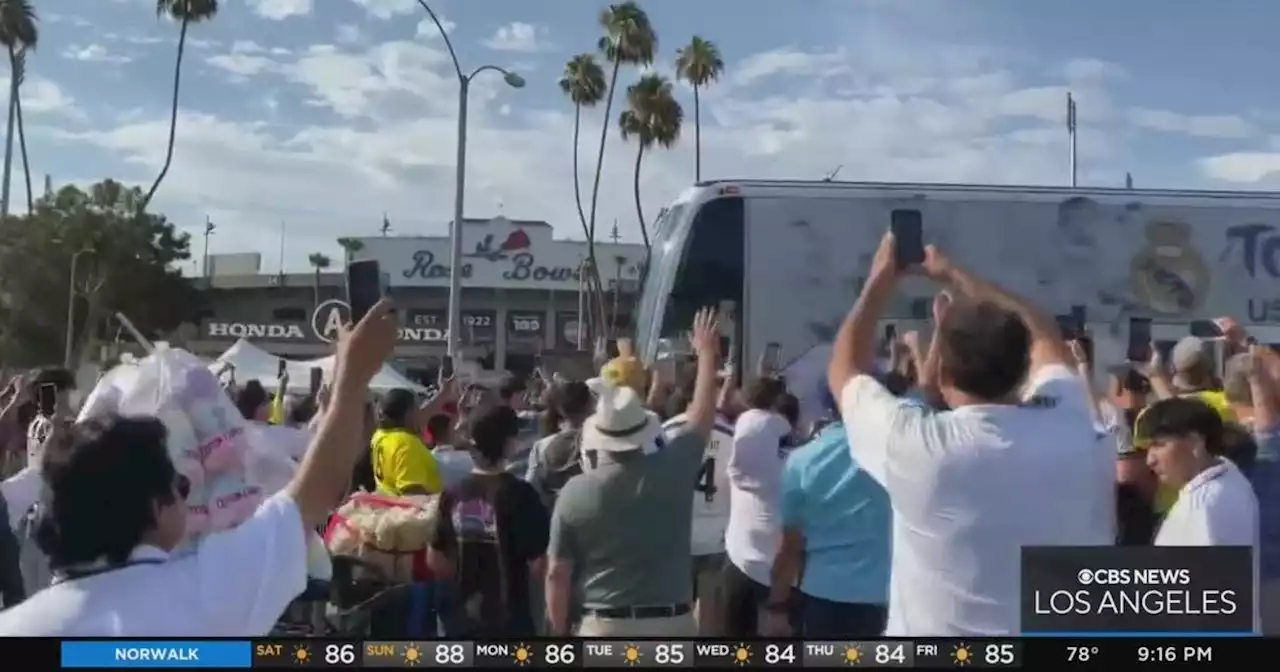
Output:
(733, 644), (752, 666)
(403, 645), (422, 666)
(843, 645), (863, 665)
(622, 644), (642, 666)
(952, 644), (972, 666)
(513, 644), (532, 666)
(292, 645), (311, 665)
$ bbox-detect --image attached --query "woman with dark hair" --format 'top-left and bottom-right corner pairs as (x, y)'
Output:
(0, 300), (400, 635)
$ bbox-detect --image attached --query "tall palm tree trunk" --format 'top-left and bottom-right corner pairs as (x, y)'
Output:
(584, 59), (622, 347)
(16, 91), (32, 213)
(693, 86), (702, 182)
(633, 145), (649, 250)
(586, 58), (621, 264)
(143, 17), (190, 210)
(571, 105), (590, 241)
(1, 46), (17, 220)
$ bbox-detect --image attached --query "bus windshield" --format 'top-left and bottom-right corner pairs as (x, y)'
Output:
(636, 195), (745, 363)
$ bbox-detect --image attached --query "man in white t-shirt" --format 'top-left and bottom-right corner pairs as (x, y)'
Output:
(1140, 397), (1260, 547)
(827, 233), (1113, 636)
(721, 377), (795, 637)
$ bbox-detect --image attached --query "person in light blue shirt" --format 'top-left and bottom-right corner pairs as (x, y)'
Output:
(760, 389), (892, 638)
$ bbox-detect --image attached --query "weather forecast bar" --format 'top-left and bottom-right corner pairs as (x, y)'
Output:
(0, 637), (1260, 669)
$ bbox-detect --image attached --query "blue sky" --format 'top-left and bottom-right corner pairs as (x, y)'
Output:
(19, 0), (1280, 274)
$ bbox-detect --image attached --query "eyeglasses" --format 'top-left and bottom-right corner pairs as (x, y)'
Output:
(175, 474), (190, 500)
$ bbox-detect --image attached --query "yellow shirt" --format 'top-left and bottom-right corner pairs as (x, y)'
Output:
(370, 427), (442, 496)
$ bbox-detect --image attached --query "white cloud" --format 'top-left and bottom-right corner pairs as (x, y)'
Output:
(1128, 108), (1256, 139)
(482, 22), (549, 53)
(205, 41), (281, 78)
(1060, 58), (1126, 84)
(246, 0), (313, 20)
(61, 44), (133, 64)
(1199, 153), (1280, 183)
(350, 0), (419, 20)
(336, 24), (364, 45)
(730, 47), (851, 88)
(0, 77), (81, 118)
(416, 16), (456, 40)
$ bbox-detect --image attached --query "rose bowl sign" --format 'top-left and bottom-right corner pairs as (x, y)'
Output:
(312, 299), (447, 344)
(349, 217), (647, 292)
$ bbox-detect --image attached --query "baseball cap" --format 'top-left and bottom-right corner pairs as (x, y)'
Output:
(1170, 336), (1212, 374)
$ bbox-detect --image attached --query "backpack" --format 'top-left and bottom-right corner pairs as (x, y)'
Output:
(529, 429), (584, 507)
(446, 476), (512, 635)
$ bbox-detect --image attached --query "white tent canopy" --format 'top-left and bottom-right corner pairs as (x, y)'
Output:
(299, 353), (425, 392)
(209, 338), (425, 393)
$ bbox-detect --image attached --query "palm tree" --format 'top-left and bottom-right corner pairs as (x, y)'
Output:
(675, 36), (724, 182)
(588, 2), (656, 249)
(307, 252), (330, 308)
(336, 237), (364, 266)
(557, 54), (606, 242)
(13, 47), (32, 213)
(0, 0), (36, 220)
(619, 74), (683, 252)
(144, 0), (219, 211)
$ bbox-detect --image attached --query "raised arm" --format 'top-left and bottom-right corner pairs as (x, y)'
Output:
(683, 308), (723, 439)
(286, 300), (398, 528)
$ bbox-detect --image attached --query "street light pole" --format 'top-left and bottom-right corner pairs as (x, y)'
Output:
(417, 0), (524, 367)
(65, 248), (92, 368)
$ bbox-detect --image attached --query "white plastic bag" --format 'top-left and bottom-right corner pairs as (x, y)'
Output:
(77, 344), (262, 554)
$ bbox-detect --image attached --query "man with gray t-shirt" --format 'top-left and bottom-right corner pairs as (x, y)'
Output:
(545, 308), (722, 638)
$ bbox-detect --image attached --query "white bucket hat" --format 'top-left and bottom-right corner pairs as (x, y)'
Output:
(582, 377), (664, 454)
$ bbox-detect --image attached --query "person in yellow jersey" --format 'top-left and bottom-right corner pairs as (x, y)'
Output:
(371, 388), (442, 496)
(1136, 335), (1235, 516)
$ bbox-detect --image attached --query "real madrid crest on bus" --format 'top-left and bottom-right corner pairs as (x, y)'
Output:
(1128, 220), (1209, 316)
(312, 299), (352, 343)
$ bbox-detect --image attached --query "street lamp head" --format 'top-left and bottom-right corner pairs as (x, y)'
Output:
(503, 71), (526, 89)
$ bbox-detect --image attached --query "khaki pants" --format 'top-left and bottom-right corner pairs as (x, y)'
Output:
(1262, 579), (1280, 635)
(693, 553), (726, 636)
(577, 611), (697, 638)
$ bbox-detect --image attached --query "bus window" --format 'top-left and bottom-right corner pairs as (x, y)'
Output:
(659, 197), (745, 361)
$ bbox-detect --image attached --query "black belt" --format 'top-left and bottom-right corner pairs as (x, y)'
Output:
(583, 603), (691, 619)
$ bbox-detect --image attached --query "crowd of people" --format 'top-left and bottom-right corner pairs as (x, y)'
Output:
(0, 232), (1274, 638)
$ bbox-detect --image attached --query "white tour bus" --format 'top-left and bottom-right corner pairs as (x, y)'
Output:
(634, 180), (1280, 416)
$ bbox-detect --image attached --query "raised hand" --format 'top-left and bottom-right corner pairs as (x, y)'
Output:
(335, 299), (398, 389)
(689, 307), (721, 360)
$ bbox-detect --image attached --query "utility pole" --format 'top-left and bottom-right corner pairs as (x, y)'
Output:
(1066, 92), (1078, 187)
(202, 217), (215, 278)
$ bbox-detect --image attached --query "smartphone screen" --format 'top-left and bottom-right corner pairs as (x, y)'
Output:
(277, 358), (288, 379)
(309, 367), (323, 396)
(1056, 315), (1078, 340)
(763, 342), (782, 372)
(38, 383), (57, 417)
(346, 259), (384, 324)
(890, 209), (925, 267)
(1128, 318), (1152, 362)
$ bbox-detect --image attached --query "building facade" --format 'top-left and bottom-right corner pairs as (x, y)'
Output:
(190, 216), (646, 380)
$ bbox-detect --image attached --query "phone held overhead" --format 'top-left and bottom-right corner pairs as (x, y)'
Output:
(890, 208), (925, 268)
(346, 259), (386, 325)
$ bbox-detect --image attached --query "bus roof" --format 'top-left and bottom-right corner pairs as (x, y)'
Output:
(680, 178), (1280, 207)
